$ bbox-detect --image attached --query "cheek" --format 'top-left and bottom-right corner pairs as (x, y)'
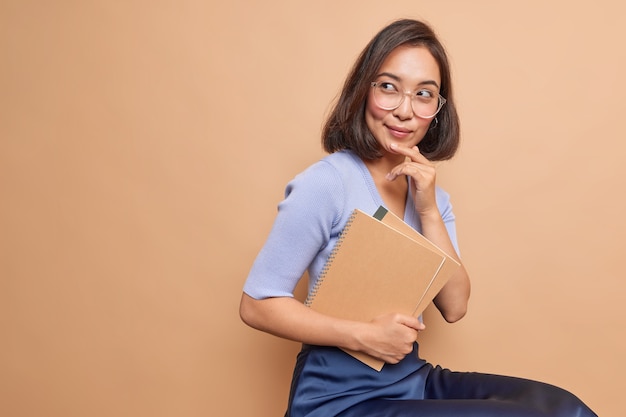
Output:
(365, 97), (387, 125)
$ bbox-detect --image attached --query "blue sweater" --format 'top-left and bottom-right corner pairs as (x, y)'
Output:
(244, 149), (459, 300)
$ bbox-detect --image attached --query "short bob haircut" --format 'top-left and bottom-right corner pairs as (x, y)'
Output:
(322, 19), (460, 161)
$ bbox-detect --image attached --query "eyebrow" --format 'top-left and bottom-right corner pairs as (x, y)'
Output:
(376, 72), (441, 89)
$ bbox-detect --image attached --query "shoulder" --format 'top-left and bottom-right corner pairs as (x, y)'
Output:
(296, 151), (359, 177)
(286, 155), (342, 197)
(435, 185), (451, 205)
(435, 186), (455, 222)
(280, 151), (364, 230)
(278, 153), (349, 228)
(285, 151), (360, 197)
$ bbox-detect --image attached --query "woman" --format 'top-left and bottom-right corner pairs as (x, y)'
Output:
(240, 18), (597, 417)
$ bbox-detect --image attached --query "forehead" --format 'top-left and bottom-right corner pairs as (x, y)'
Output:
(376, 45), (441, 85)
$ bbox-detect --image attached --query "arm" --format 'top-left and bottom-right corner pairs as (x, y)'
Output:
(417, 211), (471, 322)
(242, 158), (426, 362)
(387, 143), (471, 323)
(239, 293), (424, 364)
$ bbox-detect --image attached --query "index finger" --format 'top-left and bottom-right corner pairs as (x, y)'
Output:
(390, 143), (430, 164)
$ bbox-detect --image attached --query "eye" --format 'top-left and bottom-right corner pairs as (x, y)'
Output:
(378, 82), (399, 94)
(416, 89), (436, 99)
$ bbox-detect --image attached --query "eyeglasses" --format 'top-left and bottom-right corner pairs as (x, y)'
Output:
(370, 81), (446, 119)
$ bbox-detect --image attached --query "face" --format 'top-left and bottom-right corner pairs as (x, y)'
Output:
(365, 45), (442, 156)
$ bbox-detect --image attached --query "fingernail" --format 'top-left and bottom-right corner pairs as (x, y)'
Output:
(386, 172), (395, 181)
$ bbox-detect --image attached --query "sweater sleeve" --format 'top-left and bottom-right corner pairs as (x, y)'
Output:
(435, 187), (460, 256)
(243, 161), (345, 299)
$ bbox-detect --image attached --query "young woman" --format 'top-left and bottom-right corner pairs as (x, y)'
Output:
(240, 18), (597, 417)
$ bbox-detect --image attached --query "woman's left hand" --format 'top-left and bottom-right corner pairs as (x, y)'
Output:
(386, 143), (438, 217)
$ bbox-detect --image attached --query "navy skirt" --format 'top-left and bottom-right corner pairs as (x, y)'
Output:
(285, 343), (597, 417)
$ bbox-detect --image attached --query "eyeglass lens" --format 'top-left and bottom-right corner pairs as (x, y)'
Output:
(372, 83), (443, 118)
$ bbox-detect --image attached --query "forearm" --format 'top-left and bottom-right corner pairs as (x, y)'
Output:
(419, 212), (471, 322)
(239, 293), (365, 350)
(240, 292), (424, 363)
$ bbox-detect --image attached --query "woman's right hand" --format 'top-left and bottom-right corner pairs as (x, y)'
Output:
(357, 313), (425, 364)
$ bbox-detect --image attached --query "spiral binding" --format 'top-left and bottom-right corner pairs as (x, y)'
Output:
(304, 209), (359, 307)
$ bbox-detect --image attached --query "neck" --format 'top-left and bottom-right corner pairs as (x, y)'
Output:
(363, 153), (407, 178)
(362, 154), (409, 219)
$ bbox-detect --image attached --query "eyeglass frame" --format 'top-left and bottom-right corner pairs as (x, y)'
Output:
(370, 81), (447, 119)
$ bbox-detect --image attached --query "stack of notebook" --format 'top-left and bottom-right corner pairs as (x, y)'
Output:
(305, 206), (460, 370)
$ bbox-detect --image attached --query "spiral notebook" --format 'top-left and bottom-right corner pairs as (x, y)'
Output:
(305, 207), (460, 371)
(375, 206), (461, 315)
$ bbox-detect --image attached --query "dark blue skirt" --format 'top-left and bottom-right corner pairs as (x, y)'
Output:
(285, 343), (597, 417)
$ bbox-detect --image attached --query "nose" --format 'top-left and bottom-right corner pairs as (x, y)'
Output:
(392, 92), (414, 120)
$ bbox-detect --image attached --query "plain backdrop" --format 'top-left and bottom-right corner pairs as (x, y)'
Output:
(1, 1), (624, 416)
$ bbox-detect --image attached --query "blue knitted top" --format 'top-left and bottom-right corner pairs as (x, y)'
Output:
(243, 149), (459, 300)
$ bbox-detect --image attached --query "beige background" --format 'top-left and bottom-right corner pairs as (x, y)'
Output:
(1, 1), (623, 416)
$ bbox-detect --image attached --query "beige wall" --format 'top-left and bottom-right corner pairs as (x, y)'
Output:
(1, 1), (623, 416)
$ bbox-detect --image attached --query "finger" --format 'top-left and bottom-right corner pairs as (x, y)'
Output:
(390, 143), (431, 164)
(386, 162), (432, 182)
(396, 314), (426, 331)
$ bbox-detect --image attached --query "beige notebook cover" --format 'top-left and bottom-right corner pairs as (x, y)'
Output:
(305, 208), (455, 371)
(375, 206), (461, 318)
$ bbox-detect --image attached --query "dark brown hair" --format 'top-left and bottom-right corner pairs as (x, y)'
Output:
(322, 19), (460, 161)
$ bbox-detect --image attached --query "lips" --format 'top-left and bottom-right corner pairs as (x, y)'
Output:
(386, 125), (412, 138)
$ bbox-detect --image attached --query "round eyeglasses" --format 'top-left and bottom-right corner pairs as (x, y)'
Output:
(370, 81), (446, 119)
